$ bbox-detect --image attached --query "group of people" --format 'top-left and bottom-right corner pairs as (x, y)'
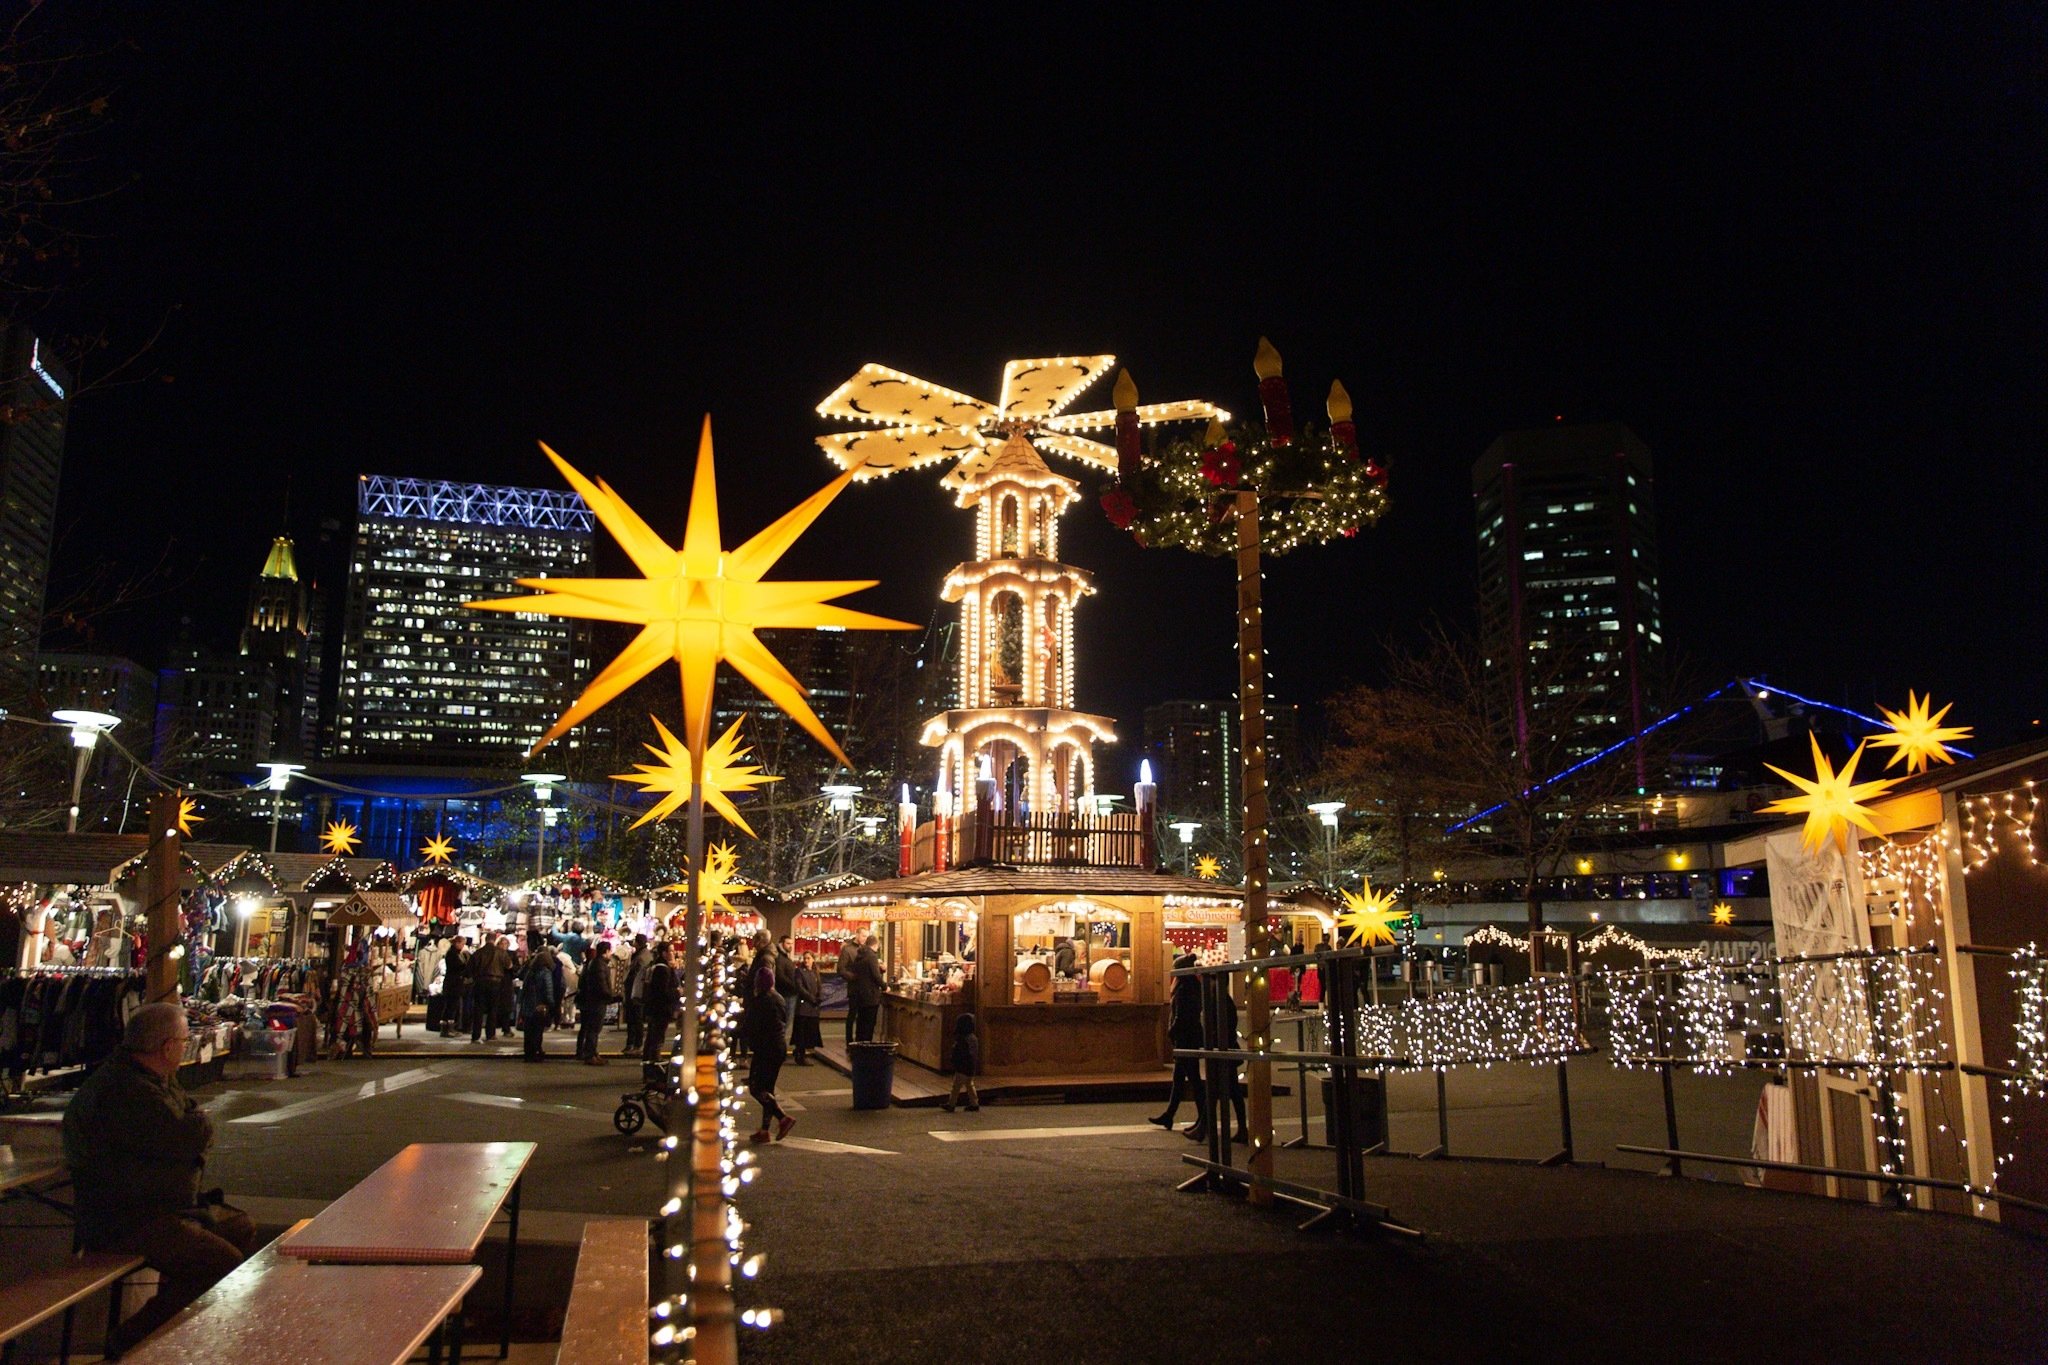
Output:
(425, 924), (683, 1064)
(1149, 950), (1249, 1143)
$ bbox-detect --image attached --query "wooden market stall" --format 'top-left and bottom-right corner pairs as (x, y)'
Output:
(324, 889), (416, 1052)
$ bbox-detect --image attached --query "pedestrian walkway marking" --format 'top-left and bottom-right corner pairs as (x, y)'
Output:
(776, 1136), (898, 1156)
(229, 1066), (442, 1125)
(442, 1091), (607, 1120)
(200, 1090), (244, 1114)
(928, 1123), (1163, 1142)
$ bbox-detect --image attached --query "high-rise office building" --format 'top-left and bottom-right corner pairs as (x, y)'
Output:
(0, 328), (69, 692)
(239, 535), (314, 760)
(154, 637), (279, 772)
(332, 475), (594, 764)
(1143, 699), (1300, 831)
(1473, 421), (1664, 775)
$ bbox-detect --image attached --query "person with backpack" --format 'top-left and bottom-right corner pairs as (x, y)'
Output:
(519, 930), (561, 1062)
(941, 1013), (981, 1114)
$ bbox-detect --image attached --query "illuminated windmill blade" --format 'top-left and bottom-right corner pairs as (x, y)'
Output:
(817, 428), (987, 480)
(1047, 399), (1234, 432)
(816, 364), (995, 429)
(996, 355), (1115, 423)
(1031, 432), (1121, 474)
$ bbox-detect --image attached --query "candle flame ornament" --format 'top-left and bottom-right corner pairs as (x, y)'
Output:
(176, 796), (203, 838)
(469, 418), (916, 765)
(420, 834), (458, 865)
(615, 715), (779, 836)
(322, 821), (362, 856)
(1337, 882), (1405, 946)
(1868, 691), (1973, 773)
(1762, 735), (1902, 853)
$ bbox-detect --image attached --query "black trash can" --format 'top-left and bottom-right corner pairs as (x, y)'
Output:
(1321, 1073), (1389, 1150)
(848, 1041), (898, 1110)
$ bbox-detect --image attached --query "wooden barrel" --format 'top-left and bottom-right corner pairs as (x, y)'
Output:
(1088, 958), (1129, 994)
(1014, 960), (1051, 1001)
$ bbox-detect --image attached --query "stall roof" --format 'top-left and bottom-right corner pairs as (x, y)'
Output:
(796, 864), (1251, 908)
(0, 832), (249, 886)
(325, 890), (414, 928)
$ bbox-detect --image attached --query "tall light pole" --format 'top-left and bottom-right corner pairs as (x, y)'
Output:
(523, 773), (566, 882)
(1169, 820), (1201, 875)
(259, 762), (306, 853)
(53, 710), (120, 833)
(1307, 800), (1345, 887)
(822, 782), (860, 874)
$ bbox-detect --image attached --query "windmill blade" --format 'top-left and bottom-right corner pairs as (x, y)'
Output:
(1033, 432), (1120, 474)
(816, 363), (995, 430)
(997, 356), (1115, 423)
(1046, 399), (1234, 432)
(817, 427), (988, 480)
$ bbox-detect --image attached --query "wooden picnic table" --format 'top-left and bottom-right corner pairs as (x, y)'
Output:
(0, 1155), (69, 1218)
(123, 1221), (478, 1365)
(278, 1141), (534, 1359)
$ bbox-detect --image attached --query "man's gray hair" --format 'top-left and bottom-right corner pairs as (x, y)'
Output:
(124, 1001), (187, 1054)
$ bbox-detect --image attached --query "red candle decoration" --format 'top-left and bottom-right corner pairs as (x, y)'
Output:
(1327, 379), (1357, 457)
(1113, 367), (1142, 481)
(1254, 336), (1293, 445)
(1100, 486), (1138, 528)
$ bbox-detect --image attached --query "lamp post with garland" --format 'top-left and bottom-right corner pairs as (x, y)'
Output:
(1099, 338), (1389, 1201)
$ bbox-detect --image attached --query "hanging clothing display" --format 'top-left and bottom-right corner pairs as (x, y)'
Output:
(0, 969), (144, 1082)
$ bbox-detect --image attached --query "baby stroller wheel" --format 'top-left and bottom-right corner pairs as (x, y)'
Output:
(613, 1101), (646, 1135)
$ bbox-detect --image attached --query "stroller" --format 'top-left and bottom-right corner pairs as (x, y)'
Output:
(613, 1060), (678, 1136)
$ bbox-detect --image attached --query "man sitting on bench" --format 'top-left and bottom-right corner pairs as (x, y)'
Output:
(61, 1002), (257, 1355)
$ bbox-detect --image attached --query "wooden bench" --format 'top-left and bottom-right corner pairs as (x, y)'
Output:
(556, 1219), (647, 1365)
(0, 1252), (143, 1365)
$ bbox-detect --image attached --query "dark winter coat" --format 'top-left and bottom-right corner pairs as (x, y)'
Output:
(847, 945), (886, 1009)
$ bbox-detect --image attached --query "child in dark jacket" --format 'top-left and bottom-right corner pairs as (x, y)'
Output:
(942, 1012), (981, 1113)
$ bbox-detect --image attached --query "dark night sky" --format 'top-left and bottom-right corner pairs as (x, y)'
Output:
(29, 4), (2048, 753)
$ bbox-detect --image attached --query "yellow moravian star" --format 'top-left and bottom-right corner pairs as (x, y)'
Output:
(176, 796), (203, 838)
(665, 840), (748, 915)
(468, 418), (916, 765)
(615, 715), (779, 836)
(1762, 734), (1901, 853)
(420, 834), (457, 865)
(1711, 902), (1735, 925)
(1194, 854), (1222, 880)
(1336, 883), (1406, 946)
(1867, 691), (1972, 774)
(321, 821), (362, 856)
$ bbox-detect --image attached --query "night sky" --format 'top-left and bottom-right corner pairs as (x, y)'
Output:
(31, 5), (2048, 752)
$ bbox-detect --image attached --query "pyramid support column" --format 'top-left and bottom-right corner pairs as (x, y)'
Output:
(1235, 489), (1274, 1204)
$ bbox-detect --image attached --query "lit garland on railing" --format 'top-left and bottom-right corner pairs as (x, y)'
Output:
(2009, 944), (2048, 1099)
(1959, 782), (2040, 873)
(1604, 961), (1782, 1075)
(1777, 947), (1952, 1070)
(1355, 976), (1584, 1069)
(1860, 831), (1947, 936)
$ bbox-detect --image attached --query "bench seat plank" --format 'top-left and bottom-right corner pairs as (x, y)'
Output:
(0, 1253), (141, 1343)
(556, 1218), (648, 1365)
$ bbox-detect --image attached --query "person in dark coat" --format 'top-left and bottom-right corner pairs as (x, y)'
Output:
(1151, 952), (1206, 1130)
(439, 937), (471, 1037)
(835, 937), (861, 1043)
(745, 934), (794, 1142)
(621, 934), (651, 1052)
(641, 941), (678, 1063)
(519, 931), (561, 1062)
(469, 932), (511, 1042)
(847, 934), (886, 1042)
(790, 953), (823, 1064)
(941, 1012), (981, 1113)
(773, 934), (800, 1047)
(576, 939), (614, 1064)
(1185, 983), (1248, 1145)
(1053, 937), (1078, 978)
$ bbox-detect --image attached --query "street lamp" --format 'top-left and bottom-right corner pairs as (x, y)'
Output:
(1307, 800), (1345, 886)
(259, 762), (306, 853)
(523, 773), (567, 881)
(53, 710), (120, 833)
(1169, 820), (1202, 875)
(822, 782), (861, 873)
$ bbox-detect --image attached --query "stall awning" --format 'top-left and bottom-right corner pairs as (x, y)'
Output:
(325, 891), (413, 928)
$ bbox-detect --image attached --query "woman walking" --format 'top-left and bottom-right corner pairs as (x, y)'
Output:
(744, 933), (794, 1143)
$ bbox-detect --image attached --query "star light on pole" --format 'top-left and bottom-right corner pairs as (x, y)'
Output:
(177, 796), (203, 838)
(1868, 691), (1972, 774)
(421, 834), (458, 865)
(321, 821), (361, 856)
(1336, 882), (1405, 946)
(614, 715), (778, 836)
(1762, 734), (1902, 854)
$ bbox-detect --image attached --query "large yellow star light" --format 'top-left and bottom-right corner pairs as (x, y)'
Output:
(615, 715), (779, 836)
(176, 796), (203, 838)
(1762, 735), (1902, 854)
(468, 418), (917, 764)
(1337, 882), (1406, 946)
(1194, 854), (1222, 880)
(1868, 691), (1973, 774)
(322, 821), (362, 856)
(665, 841), (747, 915)
(420, 834), (457, 865)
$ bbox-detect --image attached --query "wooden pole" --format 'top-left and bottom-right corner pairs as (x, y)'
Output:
(144, 789), (183, 1003)
(1234, 489), (1274, 1203)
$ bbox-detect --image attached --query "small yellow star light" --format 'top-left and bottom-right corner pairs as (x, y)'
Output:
(1867, 691), (1973, 774)
(1762, 734), (1902, 854)
(615, 716), (779, 836)
(666, 841), (747, 915)
(176, 796), (203, 837)
(420, 834), (458, 865)
(321, 821), (362, 856)
(1194, 854), (1222, 880)
(1711, 902), (1735, 926)
(468, 418), (917, 764)
(1336, 882), (1406, 946)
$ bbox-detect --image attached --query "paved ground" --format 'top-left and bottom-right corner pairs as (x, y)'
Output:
(5, 1035), (2044, 1363)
